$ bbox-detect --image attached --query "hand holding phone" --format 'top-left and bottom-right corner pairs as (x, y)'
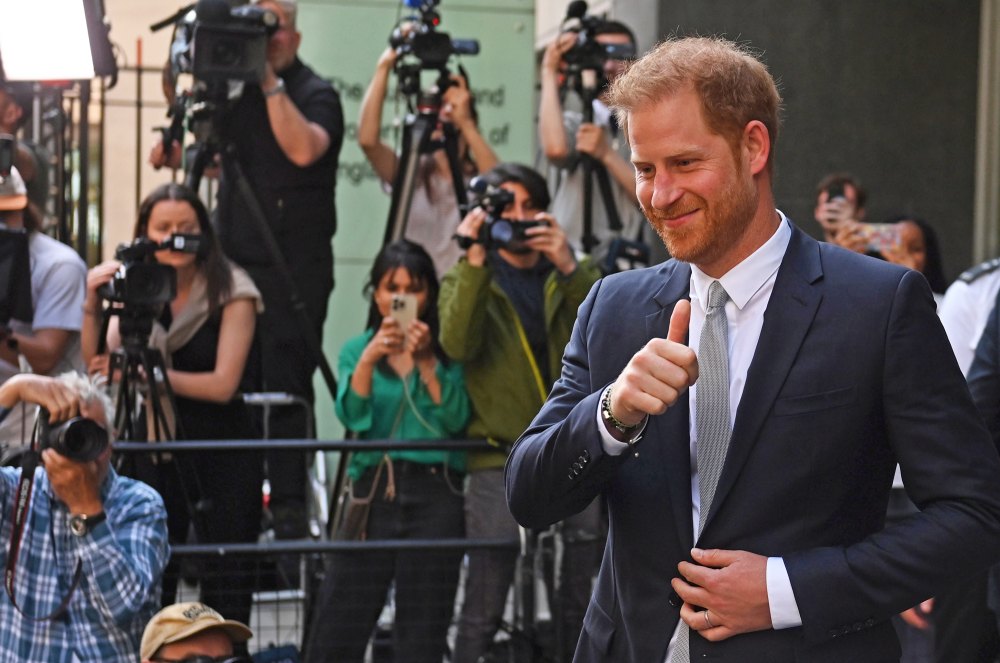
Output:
(389, 293), (418, 329)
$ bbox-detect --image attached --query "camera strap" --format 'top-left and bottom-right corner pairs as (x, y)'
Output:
(4, 437), (83, 620)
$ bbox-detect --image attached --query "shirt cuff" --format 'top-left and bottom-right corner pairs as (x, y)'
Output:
(767, 557), (803, 629)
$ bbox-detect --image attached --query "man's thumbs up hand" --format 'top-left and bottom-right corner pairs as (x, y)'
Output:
(606, 299), (699, 428)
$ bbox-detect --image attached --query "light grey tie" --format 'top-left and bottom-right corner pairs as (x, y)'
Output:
(671, 280), (732, 663)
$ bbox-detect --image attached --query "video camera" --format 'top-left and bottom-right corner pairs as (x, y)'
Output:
(560, 0), (635, 78)
(37, 408), (109, 463)
(389, 0), (479, 71)
(166, 0), (279, 86)
(453, 177), (545, 251)
(98, 234), (203, 310)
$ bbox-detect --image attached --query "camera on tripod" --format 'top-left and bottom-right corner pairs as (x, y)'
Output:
(454, 178), (545, 251)
(390, 0), (479, 72)
(98, 234), (203, 310)
(169, 0), (279, 86)
(560, 0), (635, 77)
(37, 408), (109, 463)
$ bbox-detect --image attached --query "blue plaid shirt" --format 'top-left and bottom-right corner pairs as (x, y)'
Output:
(0, 466), (169, 662)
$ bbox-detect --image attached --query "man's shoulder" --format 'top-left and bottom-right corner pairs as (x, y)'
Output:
(286, 59), (338, 98)
(958, 257), (1000, 285)
(30, 232), (86, 269)
(107, 472), (166, 516)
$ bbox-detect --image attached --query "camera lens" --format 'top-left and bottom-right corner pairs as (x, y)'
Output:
(488, 219), (516, 246)
(50, 418), (109, 463)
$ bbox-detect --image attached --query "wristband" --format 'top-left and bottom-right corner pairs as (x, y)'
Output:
(263, 78), (286, 98)
(602, 384), (640, 434)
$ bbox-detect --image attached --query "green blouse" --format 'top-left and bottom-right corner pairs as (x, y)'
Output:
(336, 329), (471, 480)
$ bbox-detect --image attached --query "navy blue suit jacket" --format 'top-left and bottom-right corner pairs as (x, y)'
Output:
(506, 224), (1000, 662)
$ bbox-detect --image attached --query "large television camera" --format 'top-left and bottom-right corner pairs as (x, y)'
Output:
(167, 0), (279, 86)
(560, 0), (635, 78)
(453, 178), (545, 252)
(98, 234), (203, 310)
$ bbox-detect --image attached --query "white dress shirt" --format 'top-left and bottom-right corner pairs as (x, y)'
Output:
(598, 213), (801, 659)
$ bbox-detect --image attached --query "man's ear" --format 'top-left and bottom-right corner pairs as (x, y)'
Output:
(742, 120), (770, 176)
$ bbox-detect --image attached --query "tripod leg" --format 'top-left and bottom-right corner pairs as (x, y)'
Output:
(385, 113), (435, 244)
(442, 122), (468, 222)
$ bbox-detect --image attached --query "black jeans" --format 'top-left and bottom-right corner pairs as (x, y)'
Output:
(304, 461), (465, 663)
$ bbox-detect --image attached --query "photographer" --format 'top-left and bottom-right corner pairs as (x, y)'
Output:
(538, 17), (648, 261)
(359, 40), (498, 276)
(151, 0), (344, 544)
(0, 372), (169, 662)
(438, 163), (600, 662)
(0, 166), (86, 453)
(81, 183), (263, 629)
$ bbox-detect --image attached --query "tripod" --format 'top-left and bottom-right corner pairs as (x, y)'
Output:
(561, 67), (624, 255)
(383, 65), (469, 245)
(106, 308), (182, 443)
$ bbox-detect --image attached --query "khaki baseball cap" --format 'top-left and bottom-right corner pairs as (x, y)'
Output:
(0, 166), (27, 211)
(140, 602), (253, 660)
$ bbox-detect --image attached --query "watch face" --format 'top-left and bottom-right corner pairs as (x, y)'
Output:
(69, 515), (88, 537)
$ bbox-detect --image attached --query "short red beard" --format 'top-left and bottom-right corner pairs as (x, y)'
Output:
(643, 166), (758, 269)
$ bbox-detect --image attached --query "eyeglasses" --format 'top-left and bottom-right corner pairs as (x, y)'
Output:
(154, 656), (252, 663)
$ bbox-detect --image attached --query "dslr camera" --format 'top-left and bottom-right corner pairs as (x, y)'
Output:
(453, 177), (546, 251)
(560, 0), (635, 76)
(99, 234), (203, 309)
(38, 408), (109, 463)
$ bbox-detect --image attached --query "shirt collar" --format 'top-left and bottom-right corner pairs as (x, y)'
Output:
(690, 211), (792, 312)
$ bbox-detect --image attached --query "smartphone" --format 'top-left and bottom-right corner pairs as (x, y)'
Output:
(858, 223), (901, 254)
(389, 293), (418, 328)
(826, 182), (845, 201)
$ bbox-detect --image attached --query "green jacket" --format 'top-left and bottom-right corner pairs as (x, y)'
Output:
(438, 257), (600, 471)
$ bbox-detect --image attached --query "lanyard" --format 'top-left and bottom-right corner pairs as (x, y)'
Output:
(4, 437), (83, 620)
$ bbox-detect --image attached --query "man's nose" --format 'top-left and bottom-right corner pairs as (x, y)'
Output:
(650, 172), (683, 210)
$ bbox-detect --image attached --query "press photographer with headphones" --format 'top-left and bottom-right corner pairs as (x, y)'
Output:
(81, 183), (263, 630)
(0, 372), (168, 663)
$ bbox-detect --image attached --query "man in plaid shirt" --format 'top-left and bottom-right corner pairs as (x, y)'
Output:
(0, 373), (169, 662)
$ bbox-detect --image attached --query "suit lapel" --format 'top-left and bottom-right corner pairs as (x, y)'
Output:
(645, 261), (696, 549)
(701, 227), (824, 533)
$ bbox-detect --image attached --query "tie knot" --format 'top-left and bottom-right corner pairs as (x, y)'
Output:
(707, 281), (729, 310)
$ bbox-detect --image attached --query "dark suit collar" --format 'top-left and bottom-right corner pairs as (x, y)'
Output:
(700, 223), (825, 534)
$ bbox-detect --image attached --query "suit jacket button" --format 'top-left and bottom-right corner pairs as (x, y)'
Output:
(572, 462), (582, 470)
(583, 450), (591, 460)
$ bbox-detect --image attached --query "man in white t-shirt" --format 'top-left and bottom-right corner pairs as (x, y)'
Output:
(0, 167), (85, 453)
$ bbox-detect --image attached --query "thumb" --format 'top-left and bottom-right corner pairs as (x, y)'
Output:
(668, 299), (691, 345)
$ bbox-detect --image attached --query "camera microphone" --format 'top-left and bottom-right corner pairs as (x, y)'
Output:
(194, 0), (230, 24)
(565, 0), (589, 20)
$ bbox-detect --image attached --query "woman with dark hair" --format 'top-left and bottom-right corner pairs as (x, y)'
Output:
(80, 182), (263, 631)
(304, 240), (469, 663)
(883, 214), (948, 298)
(358, 44), (498, 277)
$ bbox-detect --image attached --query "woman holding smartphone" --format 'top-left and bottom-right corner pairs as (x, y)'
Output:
(305, 240), (470, 663)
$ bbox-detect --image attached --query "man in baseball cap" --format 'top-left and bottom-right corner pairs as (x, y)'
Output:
(141, 602), (253, 663)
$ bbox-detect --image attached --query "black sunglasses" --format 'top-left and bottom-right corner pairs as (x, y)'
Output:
(154, 656), (252, 663)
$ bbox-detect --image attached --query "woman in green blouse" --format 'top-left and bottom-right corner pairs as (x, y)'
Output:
(306, 240), (470, 663)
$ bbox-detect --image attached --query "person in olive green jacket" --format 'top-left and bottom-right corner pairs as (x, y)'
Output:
(439, 163), (601, 662)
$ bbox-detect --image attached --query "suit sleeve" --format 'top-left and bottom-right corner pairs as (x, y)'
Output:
(784, 270), (1000, 643)
(506, 277), (631, 528)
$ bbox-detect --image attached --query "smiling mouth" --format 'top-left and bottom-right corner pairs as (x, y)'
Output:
(655, 209), (699, 227)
